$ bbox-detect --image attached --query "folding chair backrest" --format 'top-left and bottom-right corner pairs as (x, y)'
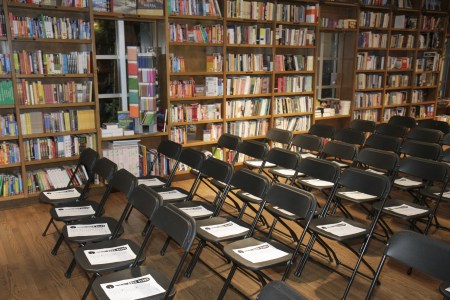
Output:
(405, 127), (443, 144)
(443, 132), (450, 146)
(399, 139), (441, 160)
(321, 140), (358, 162)
(130, 185), (163, 221)
(93, 157), (117, 182)
(334, 128), (366, 146)
(297, 157), (341, 184)
(308, 123), (335, 139)
(419, 119), (450, 134)
(157, 140), (182, 160)
(290, 133), (323, 154)
(388, 115), (416, 129)
(349, 119), (376, 133)
(200, 157), (233, 184)
(214, 133), (242, 164)
(237, 140), (269, 160)
(178, 148), (206, 170)
(384, 231), (450, 282)
(375, 123), (408, 138)
(339, 167), (391, 199)
(111, 168), (138, 199)
(264, 147), (300, 170)
(364, 133), (402, 153)
(441, 148), (450, 163)
(398, 156), (449, 183)
(78, 148), (99, 181)
(355, 148), (399, 177)
(230, 168), (270, 199)
(257, 281), (307, 300)
(266, 128), (293, 148)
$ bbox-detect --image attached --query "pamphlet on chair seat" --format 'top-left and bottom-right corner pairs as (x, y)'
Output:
(300, 153), (315, 158)
(179, 205), (212, 217)
(246, 160), (276, 167)
(85, 244), (136, 265)
(240, 192), (262, 201)
(365, 168), (384, 175)
(384, 204), (428, 216)
(158, 190), (187, 200)
(67, 223), (111, 237)
(317, 221), (366, 236)
(200, 221), (248, 238)
(56, 205), (95, 217)
(301, 178), (334, 187)
(446, 286), (450, 293)
(44, 188), (81, 199)
(138, 178), (165, 187)
(334, 161), (348, 168)
(233, 242), (289, 263)
(394, 177), (422, 187)
(434, 191), (450, 198)
(273, 169), (296, 176)
(101, 274), (165, 300)
(272, 206), (295, 216)
(338, 191), (377, 200)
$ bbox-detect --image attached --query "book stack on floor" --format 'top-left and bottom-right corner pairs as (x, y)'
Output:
(26, 165), (88, 193)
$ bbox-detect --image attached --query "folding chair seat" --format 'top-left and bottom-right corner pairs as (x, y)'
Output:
(388, 115), (416, 130)
(257, 281), (307, 300)
(266, 147), (301, 184)
(289, 133), (323, 159)
(333, 128), (366, 147)
(363, 133), (402, 153)
(418, 119), (450, 134)
(308, 123), (335, 140)
(295, 168), (391, 299)
(349, 119), (376, 134)
(405, 127), (443, 144)
(373, 157), (449, 236)
(366, 231), (450, 299)
(217, 183), (317, 300)
(73, 185), (163, 300)
(319, 140), (358, 169)
(183, 168), (270, 278)
(399, 139), (441, 160)
(40, 147), (99, 236)
(374, 123), (407, 138)
(91, 203), (196, 300)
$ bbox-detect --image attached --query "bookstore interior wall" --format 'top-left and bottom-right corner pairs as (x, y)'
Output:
(0, 0), (449, 201)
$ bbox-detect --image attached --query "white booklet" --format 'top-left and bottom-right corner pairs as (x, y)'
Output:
(317, 221), (366, 236)
(101, 274), (165, 300)
(85, 244), (136, 265)
(302, 178), (334, 187)
(200, 221), (248, 238)
(394, 177), (422, 187)
(434, 191), (450, 198)
(233, 242), (289, 263)
(67, 223), (111, 237)
(44, 188), (80, 199)
(446, 286), (450, 293)
(300, 153), (316, 158)
(384, 204), (428, 216)
(274, 169), (296, 176)
(55, 205), (95, 217)
(179, 206), (212, 217)
(273, 206), (295, 216)
(138, 178), (165, 187)
(338, 191), (377, 200)
(158, 190), (187, 200)
(240, 192), (262, 201)
(365, 168), (384, 175)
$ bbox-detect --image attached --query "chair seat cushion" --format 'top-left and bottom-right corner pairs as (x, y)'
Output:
(62, 217), (123, 244)
(309, 216), (369, 242)
(39, 186), (84, 205)
(373, 199), (429, 219)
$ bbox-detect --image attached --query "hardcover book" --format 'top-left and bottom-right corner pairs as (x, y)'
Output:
(137, 0), (163, 16)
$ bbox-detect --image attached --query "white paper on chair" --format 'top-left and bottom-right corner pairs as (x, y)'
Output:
(300, 153), (316, 158)
(240, 192), (262, 201)
(67, 223), (111, 237)
(317, 221), (366, 236)
(233, 242), (288, 263)
(158, 190), (187, 200)
(273, 206), (295, 216)
(365, 168), (384, 175)
(394, 178), (422, 187)
(44, 188), (80, 199)
(246, 160), (276, 168)
(384, 204), (428, 216)
(446, 286), (450, 293)
(301, 179), (333, 187)
(338, 191), (377, 200)
(200, 221), (248, 238)
(334, 161), (348, 168)
(274, 169), (296, 176)
(101, 274), (165, 300)
(138, 178), (165, 187)
(55, 206), (95, 217)
(434, 191), (450, 198)
(179, 205), (212, 217)
(85, 244), (136, 265)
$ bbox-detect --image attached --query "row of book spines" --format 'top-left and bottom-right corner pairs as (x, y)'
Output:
(353, 109), (379, 122)
(274, 115), (311, 132)
(0, 114), (18, 137)
(275, 3), (318, 23)
(168, 0), (222, 17)
(226, 98), (270, 118)
(275, 26), (315, 46)
(227, 0), (275, 20)
(170, 123), (223, 143)
(276, 76), (313, 93)
(9, 14), (91, 39)
(13, 51), (91, 75)
(273, 96), (313, 114)
(383, 107), (407, 121)
(0, 54), (11, 75)
(25, 167), (75, 193)
(170, 103), (222, 122)
(226, 53), (270, 72)
(138, 145), (173, 177)
(9, 0), (89, 8)
(169, 23), (223, 43)
(0, 11), (6, 37)
(17, 80), (93, 105)
(0, 80), (14, 105)
(225, 119), (269, 138)
(275, 55), (313, 72)
(0, 142), (21, 165)
(0, 173), (23, 196)
(410, 104), (435, 118)
(359, 11), (389, 28)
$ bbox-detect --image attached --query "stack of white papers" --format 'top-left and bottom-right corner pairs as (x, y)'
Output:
(300, 153), (316, 158)
(273, 169), (296, 176)
(101, 274), (165, 300)
(85, 244), (136, 265)
(446, 286), (450, 293)
(434, 191), (450, 198)
(301, 178), (334, 187)
(138, 178), (165, 187)
(338, 191), (377, 200)
(384, 204), (428, 216)
(233, 242), (289, 263)
(317, 221), (366, 236)
(245, 160), (276, 168)
(56, 206), (95, 217)
(179, 206), (212, 217)
(394, 177), (422, 187)
(44, 188), (80, 199)
(67, 223), (111, 237)
(273, 206), (295, 216)
(200, 221), (248, 238)
(240, 192), (262, 201)
(365, 168), (385, 175)
(158, 190), (187, 200)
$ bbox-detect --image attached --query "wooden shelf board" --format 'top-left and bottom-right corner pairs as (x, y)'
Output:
(226, 71), (272, 75)
(16, 74), (93, 79)
(274, 92), (314, 97)
(416, 116), (435, 120)
(412, 85), (438, 89)
(390, 28), (417, 32)
(23, 129), (96, 138)
(411, 101), (436, 105)
(12, 38), (92, 43)
(0, 135), (19, 140)
(0, 74), (12, 78)
(168, 14), (222, 20)
(359, 26), (389, 31)
(170, 96), (223, 101)
(386, 69), (414, 72)
(171, 119), (223, 126)
(388, 48), (417, 51)
(226, 93), (272, 99)
(385, 86), (411, 90)
(94, 11), (165, 20)
(226, 44), (272, 48)
(241, 135), (266, 140)
(320, 28), (357, 32)
(275, 45), (316, 49)
(226, 115), (271, 121)
(25, 156), (79, 166)
(0, 163), (22, 169)
(357, 47), (387, 51)
(355, 88), (384, 92)
(353, 106), (383, 111)
(274, 70), (314, 75)
(355, 69), (386, 73)
(7, 2), (90, 12)
(101, 132), (167, 141)
(170, 71), (223, 76)
(226, 18), (273, 24)
(0, 36), (7, 41)
(0, 194), (26, 202)
(169, 42), (223, 47)
(0, 105), (16, 109)
(360, 5), (390, 10)
(275, 21), (317, 26)
(315, 114), (351, 120)
(182, 140), (218, 147)
(273, 112), (313, 117)
(19, 102), (95, 109)
(383, 104), (409, 108)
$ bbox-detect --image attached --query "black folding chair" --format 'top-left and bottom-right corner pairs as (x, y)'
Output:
(388, 115), (416, 129)
(366, 231), (450, 299)
(399, 139), (441, 160)
(289, 133), (323, 159)
(319, 140), (359, 169)
(40, 148), (99, 236)
(308, 123), (335, 140)
(239, 139), (270, 172)
(334, 128), (366, 147)
(73, 185), (162, 300)
(295, 168), (391, 299)
(91, 203), (197, 300)
(418, 119), (450, 134)
(257, 281), (307, 300)
(363, 133), (402, 153)
(266, 147), (301, 184)
(349, 119), (376, 134)
(217, 183), (317, 300)
(405, 127), (443, 144)
(374, 123), (408, 138)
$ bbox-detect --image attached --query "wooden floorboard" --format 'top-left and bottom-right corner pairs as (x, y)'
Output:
(0, 177), (449, 300)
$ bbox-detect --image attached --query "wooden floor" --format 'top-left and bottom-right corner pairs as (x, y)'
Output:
(0, 177), (449, 300)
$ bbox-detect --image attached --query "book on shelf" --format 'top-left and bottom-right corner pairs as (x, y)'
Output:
(0, 173), (23, 197)
(117, 111), (134, 131)
(137, 0), (164, 16)
(0, 114), (18, 136)
(0, 80), (14, 105)
(93, 0), (111, 12)
(114, 0), (137, 14)
(103, 140), (141, 176)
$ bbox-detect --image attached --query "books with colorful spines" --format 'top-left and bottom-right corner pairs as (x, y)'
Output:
(136, 0), (163, 16)
(117, 110), (134, 130)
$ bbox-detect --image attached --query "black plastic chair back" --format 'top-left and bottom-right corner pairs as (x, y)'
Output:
(237, 140), (269, 160)
(178, 148), (206, 170)
(111, 169), (138, 199)
(364, 133), (402, 153)
(308, 123), (335, 139)
(297, 157), (341, 184)
(290, 133), (323, 154)
(230, 169), (270, 199)
(443, 132), (450, 146)
(157, 140), (182, 160)
(388, 115), (416, 129)
(418, 119), (450, 134)
(354, 148), (399, 178)
(339, 167), (391, 199)
(349, 119), (376, 133)
(266, 128), (293, 148)
(441, 148), (450, 163)
(406, 127), (443, 144)
(94, 157), (117, 183)
(200, 157), (233, 185)
(264, 147), (300, 170)
(257, 281), (307, 300)
(375, 123), (408, 138)
(130, 185), (163, 221)
(214, 133), (242, 164)
(78, 148), (99, 181)
(400, 139), (441, 160)
(334, 128), (366, 146)
(398, 156), (448, 183)
(321, 140), (358, 162)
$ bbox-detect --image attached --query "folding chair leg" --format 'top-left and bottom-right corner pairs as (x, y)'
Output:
(51, 233), (65, 256)
(81, 273), (99, 300)
(365, 255), (388, 300)
(184, 240), (206, 278)
(124, 206), (133, 221)
(294, 234), (316, 277)
(342, 242), (372, 299)
(65, 258), (77, 278)
(160, 236), (171, 256)
(218, 264), (238, 300)
(42, 217), (55, 236)
(142, 220), (151, 237)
